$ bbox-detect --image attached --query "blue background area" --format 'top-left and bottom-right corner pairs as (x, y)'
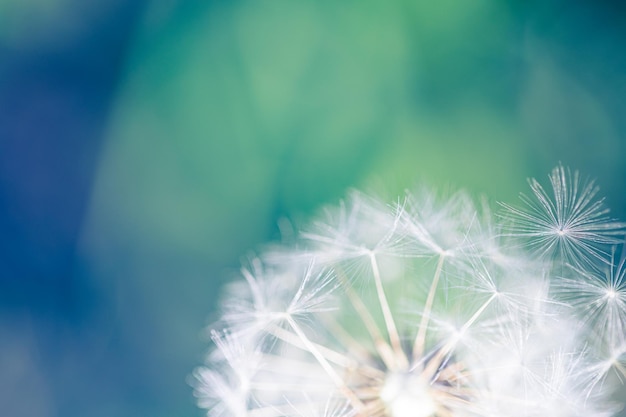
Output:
(1, 1), (625, 416)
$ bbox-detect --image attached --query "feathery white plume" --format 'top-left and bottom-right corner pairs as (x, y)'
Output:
(194, 167), (626, 417)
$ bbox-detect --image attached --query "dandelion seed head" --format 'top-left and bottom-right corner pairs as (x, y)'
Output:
(194, 166), (626, 417)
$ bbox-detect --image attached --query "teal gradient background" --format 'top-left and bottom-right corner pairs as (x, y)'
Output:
(1, 1), (625, 416)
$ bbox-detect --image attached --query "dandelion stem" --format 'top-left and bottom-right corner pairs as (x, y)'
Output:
(370, 252), (408, 370)
(422, 293), (497, 379)
(460, 292), (498, 333)
(321, 314), (379, 366)
(337, 268), (397, 370)
(267, 325), (383, 378)
(413, 254), (446, 361)
(285, 315), (365, 410)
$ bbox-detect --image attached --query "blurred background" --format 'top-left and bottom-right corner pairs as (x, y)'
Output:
(1, 1), (626, 416)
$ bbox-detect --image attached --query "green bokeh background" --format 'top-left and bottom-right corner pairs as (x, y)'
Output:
(85, 2), (626, 416)
(3, 1), (626, 416)
(87, 0), (626, 264)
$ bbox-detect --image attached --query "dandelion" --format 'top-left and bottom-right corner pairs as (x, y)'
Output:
(499, 164), (625, 267)
(194, 167), (626, 417)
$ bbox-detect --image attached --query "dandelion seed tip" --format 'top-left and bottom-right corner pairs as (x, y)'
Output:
(272, 311), (289, 321)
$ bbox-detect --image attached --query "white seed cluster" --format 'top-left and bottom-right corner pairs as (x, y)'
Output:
(194, 166), (626, 417)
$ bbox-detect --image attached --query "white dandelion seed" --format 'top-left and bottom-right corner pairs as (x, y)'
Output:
(500, 164), (625, 267)
(194, 167), (626, 417)
(398, 189), (484, 265)
(553, 249), (626, 347)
